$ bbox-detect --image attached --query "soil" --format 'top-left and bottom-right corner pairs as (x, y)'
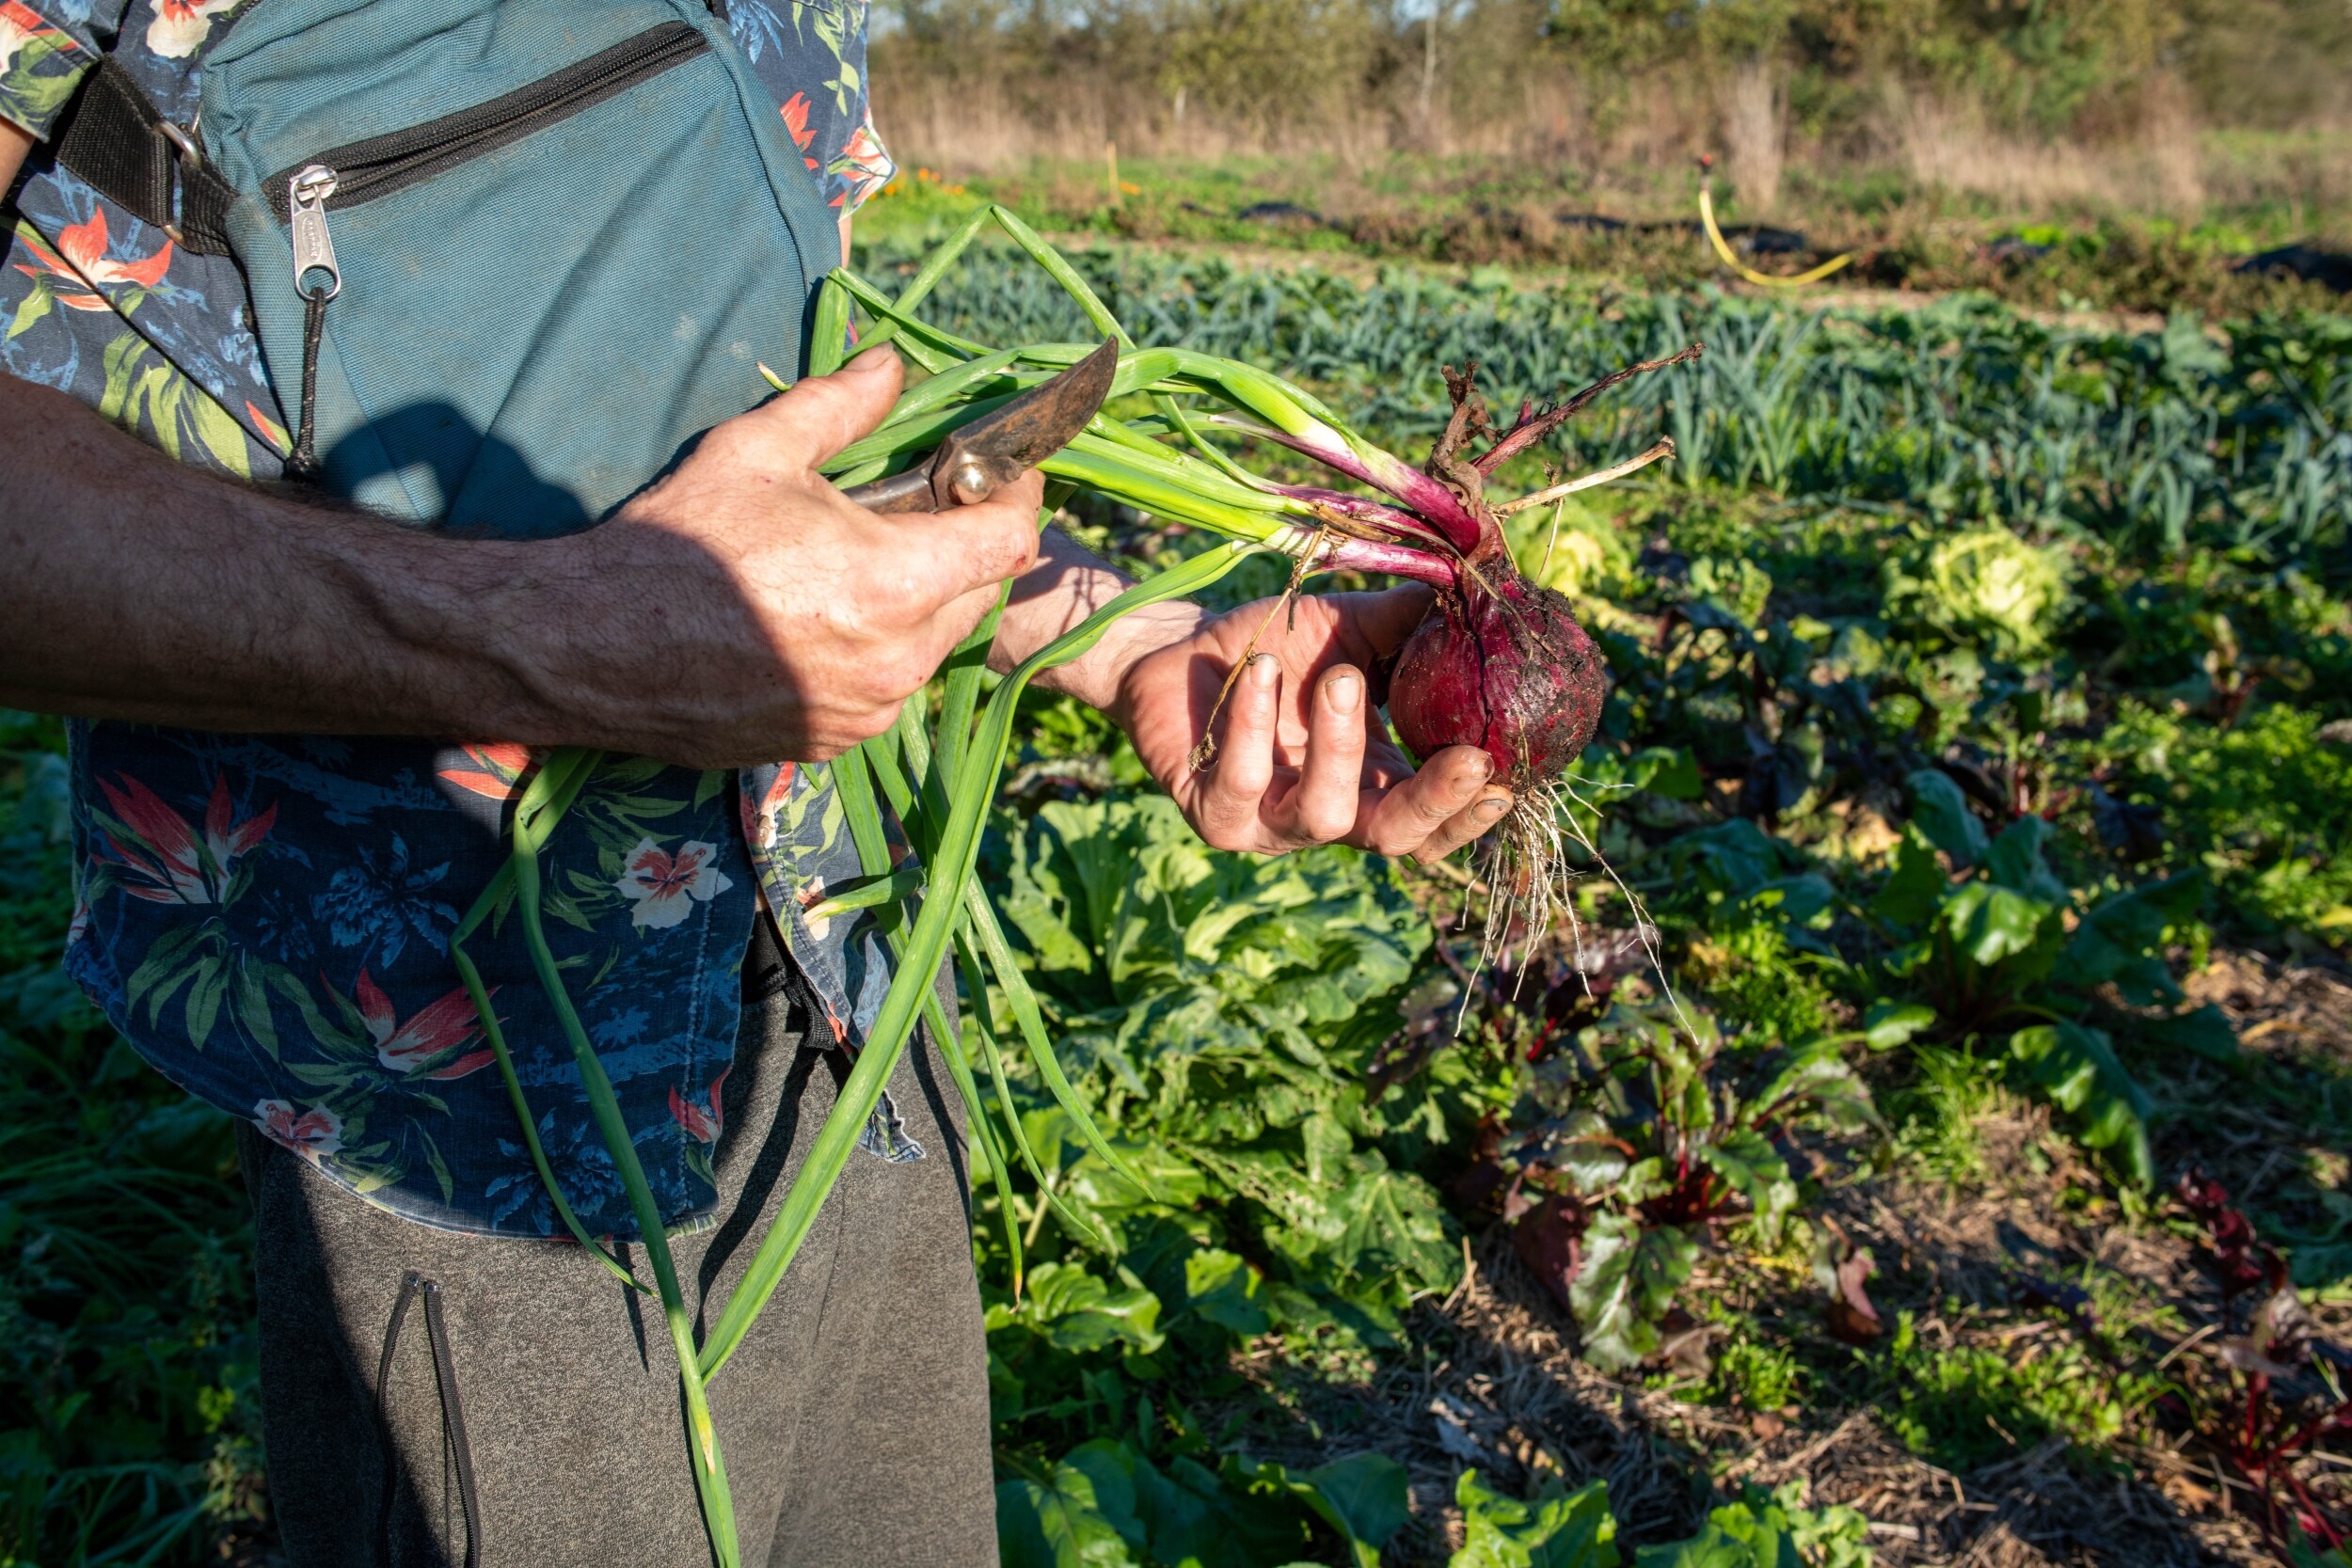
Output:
(1223, 951), (2352, 1567)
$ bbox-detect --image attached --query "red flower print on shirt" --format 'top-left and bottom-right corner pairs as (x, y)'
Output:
(0, 1), (73, 72)
(780, 92), (816, 150)
(669, 1069), (727, 1144)
(95, 772), (275, 905)
(780, 92), (821, 170)
(246, 401), (291, 454)
(437, 742), (534, 802)
(739, 761), (799, 852)
(834, 120), (893, 182)
(615, 838), (734, 930)
(12, 209), (173, 312)
(357, 969), (495, 1080)
(793, 875), (835, 941)
(252, 1099), (343, 1160)
(146, 0), (238, 59)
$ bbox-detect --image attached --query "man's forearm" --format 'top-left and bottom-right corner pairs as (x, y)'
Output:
(3, 348), (1052, 768)
(992, 528), (1205, 712)
(0, 373), (553, 736)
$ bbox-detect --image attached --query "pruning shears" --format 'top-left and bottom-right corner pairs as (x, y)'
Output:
(839, 339), (1121, 515)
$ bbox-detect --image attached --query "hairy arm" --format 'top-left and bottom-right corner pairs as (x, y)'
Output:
(1, 268), (1038, 768)
(0, 370), (564, 736)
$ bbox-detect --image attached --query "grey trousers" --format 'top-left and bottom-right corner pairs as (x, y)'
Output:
(237, 981), (994, 1568)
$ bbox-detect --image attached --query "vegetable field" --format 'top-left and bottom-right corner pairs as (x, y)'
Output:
(4, 252), (2349, 1567)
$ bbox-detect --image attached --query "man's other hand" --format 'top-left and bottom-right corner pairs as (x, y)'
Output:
(553, 347), (1042, 767)
(1108, 586), (1512, 863)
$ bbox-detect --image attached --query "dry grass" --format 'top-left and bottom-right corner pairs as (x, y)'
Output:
(1724, 64), (1788, 216)
(872, 47), (2352, 235)
(1891, 86), (2211, 217)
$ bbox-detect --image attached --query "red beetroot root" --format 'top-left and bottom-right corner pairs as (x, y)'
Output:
(1388, 570), (1609, 790)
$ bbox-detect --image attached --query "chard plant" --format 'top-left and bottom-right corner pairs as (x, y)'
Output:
(1868, 768), (2236, 1189)
(2172, 1168), (2352, 1556)
(443, 206), (1688, 1564)
(1470, 974), (1880, 1371)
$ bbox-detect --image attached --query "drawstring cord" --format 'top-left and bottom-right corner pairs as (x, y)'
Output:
(374, 1272), (483, 1568)
(290, 285), (327, 478)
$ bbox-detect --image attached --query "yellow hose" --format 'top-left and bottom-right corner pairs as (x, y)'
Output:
(1698, 182), (1855, 289)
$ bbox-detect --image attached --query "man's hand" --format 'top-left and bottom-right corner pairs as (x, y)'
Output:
(0, 341), (1041, 766)
(552, 347), (1042, 764)
(1107, 586), (1512, 863)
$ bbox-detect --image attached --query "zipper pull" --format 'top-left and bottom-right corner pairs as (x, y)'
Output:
(289, 164), (341, 300)
(286, 163), (340, 478)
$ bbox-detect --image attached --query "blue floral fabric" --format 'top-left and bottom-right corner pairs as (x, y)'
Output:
(3, 1), (908, 1241)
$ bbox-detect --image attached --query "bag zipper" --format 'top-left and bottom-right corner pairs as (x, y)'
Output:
(261, 21), (709, 219)
(287, 164), (339, 475)
(268, 20), (710, 476)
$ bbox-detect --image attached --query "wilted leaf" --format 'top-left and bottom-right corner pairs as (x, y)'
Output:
(1513, 1194), (1588, 1313)
(1657, 1309), (1718, 1380)
(1432, 1393), (1486, 1463)
(1821, 1239), (1882, 1346)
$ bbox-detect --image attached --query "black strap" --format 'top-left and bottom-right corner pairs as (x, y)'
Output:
(374, 1272), (484, 1568)
(50, 57), (236, 255)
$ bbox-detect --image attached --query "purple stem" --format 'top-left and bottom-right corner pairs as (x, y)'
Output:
(1268, 484), (1456, 548)
(1207, 415), (1486, 553)
(1309, 536), (1459, 588)
(1473, 344), (1706, 476)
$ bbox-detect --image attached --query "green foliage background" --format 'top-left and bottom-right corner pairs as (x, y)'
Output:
(1, 253), (2347, 1562)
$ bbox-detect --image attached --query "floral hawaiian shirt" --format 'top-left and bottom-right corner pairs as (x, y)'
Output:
(2, 0), (912, 1241)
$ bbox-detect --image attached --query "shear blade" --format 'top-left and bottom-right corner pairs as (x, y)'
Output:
(841, 339), (1120, 514)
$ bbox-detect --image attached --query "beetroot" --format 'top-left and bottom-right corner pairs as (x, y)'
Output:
(1389, 572), (1609, 789)
(1226, 350), (1693, 950)
(1251, 352), (1691, 803)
